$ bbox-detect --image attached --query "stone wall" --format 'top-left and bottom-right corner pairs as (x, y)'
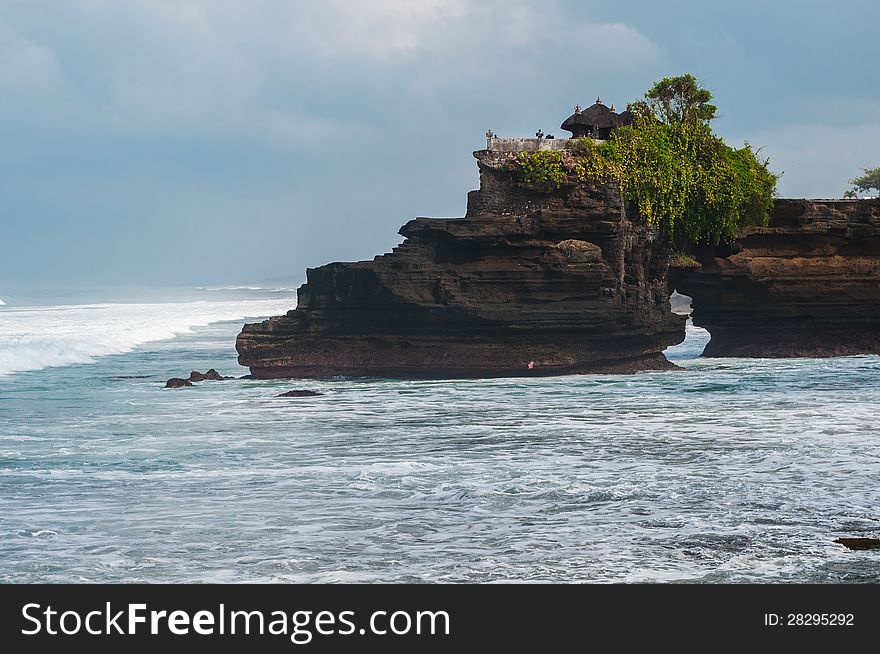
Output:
(486, 137), (574, 152)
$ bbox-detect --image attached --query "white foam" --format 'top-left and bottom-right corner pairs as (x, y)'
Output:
(0, 298), (5, 305)
(0, 298), (293, 377)
(663, 320), (711, 362)
(198, 285), (297, 292)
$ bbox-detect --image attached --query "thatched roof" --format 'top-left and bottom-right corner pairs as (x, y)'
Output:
(561, 98), (631, 136)
(616, 109), (634, 127)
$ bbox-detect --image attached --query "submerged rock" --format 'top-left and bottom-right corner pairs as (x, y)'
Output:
(236, 149), (685, 379)
(165, 378), (193, 388)
(277, 390), (323, 397)
(835, 537), (880, 551)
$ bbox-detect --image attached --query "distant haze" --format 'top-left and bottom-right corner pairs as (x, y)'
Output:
(1, 0), (877, 291)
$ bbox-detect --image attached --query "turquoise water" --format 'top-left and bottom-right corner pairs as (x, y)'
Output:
(1, 291), (879, 582)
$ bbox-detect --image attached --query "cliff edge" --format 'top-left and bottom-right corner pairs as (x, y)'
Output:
(236, 149), (686, 378)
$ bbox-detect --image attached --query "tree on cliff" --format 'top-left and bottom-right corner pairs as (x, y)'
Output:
(517, 74), (778, 247)
(638, 73), (718, 126)
(845, 167), (880, 198)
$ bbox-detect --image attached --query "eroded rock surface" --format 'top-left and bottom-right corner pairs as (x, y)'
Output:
(236, 149), (687, 378)
(673, 199), (880, 357)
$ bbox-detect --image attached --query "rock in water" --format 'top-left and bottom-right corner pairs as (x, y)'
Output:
(236, 149), (685, 379)
(165, 378), (193, 388)
(189, 369), (226, 382)
(673, 198), (880, 357)
(277, 390), (323, 397)
(835, 537), (880, 551)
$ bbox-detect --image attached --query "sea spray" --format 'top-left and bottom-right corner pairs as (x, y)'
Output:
(0, 297), (292, 376)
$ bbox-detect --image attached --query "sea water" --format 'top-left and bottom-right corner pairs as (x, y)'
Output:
(1, 289), (878, 583)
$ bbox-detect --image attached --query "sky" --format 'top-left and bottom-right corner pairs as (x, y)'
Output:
(1, 0), (878, 292)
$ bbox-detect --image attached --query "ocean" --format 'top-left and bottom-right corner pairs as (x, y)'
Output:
(1, 288), (878, 583)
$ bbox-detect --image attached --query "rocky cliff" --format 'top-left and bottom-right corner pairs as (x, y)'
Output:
(236, 149), (686, 378)
(672, 198), (880, 357)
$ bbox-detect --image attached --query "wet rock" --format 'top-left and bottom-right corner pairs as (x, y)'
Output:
(277, 390), (323, 397)
(835, 537), (880, 551)
(188, 368), (228, 382)
(165, 378), (193, 388)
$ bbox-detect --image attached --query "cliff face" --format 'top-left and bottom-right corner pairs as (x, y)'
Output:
(236, 150), (685, 378)
(672, 198), (880, 357)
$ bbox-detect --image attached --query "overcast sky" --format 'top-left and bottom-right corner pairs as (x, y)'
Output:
(1, 0), (878, 292)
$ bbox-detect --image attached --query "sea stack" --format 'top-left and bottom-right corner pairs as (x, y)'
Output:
(236, 138), (686, 378)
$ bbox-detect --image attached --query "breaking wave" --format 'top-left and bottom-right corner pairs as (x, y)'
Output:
(197, 285), (297, 292)
(0, 298), (292, 377)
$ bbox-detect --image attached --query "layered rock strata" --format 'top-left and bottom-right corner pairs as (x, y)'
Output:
(673, 198), (880, 357)
(236, 150), (686, 378)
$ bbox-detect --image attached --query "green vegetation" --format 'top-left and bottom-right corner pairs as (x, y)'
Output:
(637, 73), (717, 125)
(516, 74), (778, 246)
(515, 150), (567, 188)
(670, 252), (701, 268)
(844, 166), (880, 197)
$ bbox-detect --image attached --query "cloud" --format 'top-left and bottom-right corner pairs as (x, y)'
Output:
(285, 0), (660, 64)
(0, 0), (663, 150)
(10, 1), (876, 289)
(0, 21), (64, 95)
(743, 121), (880, 198)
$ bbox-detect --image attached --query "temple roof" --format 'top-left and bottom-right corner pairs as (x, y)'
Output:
(561, 98), (633, 135)
(616, 109), (634, 126)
